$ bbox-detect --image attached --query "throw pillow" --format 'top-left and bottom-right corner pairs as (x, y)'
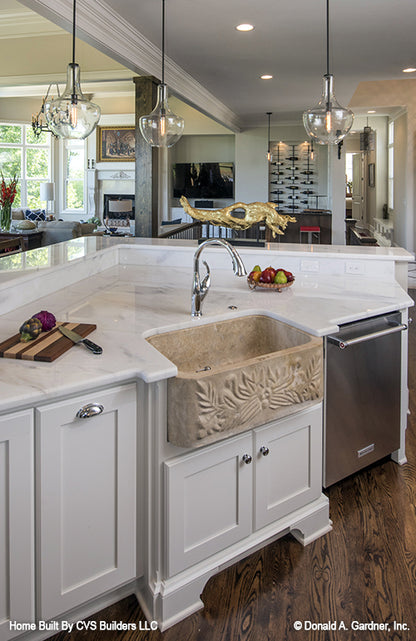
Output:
(25, 209), (46, 221)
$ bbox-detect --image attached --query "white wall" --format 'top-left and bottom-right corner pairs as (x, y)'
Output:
(234, 128), (269, 202)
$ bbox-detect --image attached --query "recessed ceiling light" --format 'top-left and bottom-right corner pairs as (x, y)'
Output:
(367, 110), (376, 113)
(236, 23), (254, 32)
(260, 74), (273, 80)
(403, 67), (416, 73)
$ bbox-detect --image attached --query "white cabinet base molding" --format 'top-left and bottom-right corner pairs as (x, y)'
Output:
(137, 401), (331, 631)
(138, 494), (331, 631)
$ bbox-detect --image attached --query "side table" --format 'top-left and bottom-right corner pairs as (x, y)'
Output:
(0, 230), (43, 250)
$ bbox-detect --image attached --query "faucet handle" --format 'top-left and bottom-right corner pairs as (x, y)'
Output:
(200, 260), (211, 297)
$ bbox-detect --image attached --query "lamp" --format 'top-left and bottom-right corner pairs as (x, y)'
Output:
(44, 0), (100, 139)
(139, 0), (184, 147)
(303, 0), (353, 145)
(32, 84), (60, 138)
(266, 112), (272, 162)
(40, 182), (55, 217)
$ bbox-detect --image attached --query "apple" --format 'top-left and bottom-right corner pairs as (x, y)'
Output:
(283, 270), (294, 282)
(260, 266), (277, 283)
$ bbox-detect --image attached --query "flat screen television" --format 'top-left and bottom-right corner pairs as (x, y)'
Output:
(172, 162), (234, 199)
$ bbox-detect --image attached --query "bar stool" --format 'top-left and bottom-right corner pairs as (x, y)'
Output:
(300, 225), (321, 244)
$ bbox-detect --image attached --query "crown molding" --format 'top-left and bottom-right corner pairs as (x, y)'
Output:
(0, 7), (63, 39)
(19, 0), (242, 132)
(0, 70), (135, 98)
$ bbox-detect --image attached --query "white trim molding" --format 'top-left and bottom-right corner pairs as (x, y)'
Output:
(19, 0), (242, 132)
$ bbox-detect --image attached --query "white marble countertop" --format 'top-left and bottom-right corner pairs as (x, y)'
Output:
(0, 237), (413, 414)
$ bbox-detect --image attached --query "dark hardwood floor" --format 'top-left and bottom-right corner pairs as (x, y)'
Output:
(48, 296), (416, 641)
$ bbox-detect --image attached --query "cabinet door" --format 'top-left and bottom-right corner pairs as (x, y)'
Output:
(0, 410), (34, 641)
(36, 384), (137, 620)
(254, 405), (322, 531)
(165, 433), (252, 577)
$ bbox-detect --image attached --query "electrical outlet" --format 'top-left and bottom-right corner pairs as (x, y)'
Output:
(301, 259), (320, 272)
(345, 261), (364, 275)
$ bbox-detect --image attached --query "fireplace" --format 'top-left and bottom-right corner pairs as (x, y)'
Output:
(103, 194), (135, 220)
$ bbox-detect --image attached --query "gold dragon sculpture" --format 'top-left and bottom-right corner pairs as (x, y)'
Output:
(180, 196), (296, 238)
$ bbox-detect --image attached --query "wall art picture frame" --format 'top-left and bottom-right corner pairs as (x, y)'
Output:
(97, 126), (135, 162)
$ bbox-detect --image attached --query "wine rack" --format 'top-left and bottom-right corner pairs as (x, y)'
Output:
(269, 141), (317, 214)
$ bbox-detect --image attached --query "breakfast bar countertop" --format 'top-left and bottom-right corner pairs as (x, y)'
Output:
(0, 236), (412, 414)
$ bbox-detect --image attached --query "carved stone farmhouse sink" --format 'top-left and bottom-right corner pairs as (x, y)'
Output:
(146, 315), (323, 448)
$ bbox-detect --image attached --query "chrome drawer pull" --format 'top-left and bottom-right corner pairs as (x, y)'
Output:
(328, 323), (407, 349)
(242, 454), (252, 464)
(260, 446), (270, 456)
(76, 403), (104, 419)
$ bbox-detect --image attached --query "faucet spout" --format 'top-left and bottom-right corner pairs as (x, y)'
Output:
(191, 239), (247, 317)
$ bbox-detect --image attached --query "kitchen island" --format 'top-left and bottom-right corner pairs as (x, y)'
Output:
(0, 237), (413, 639)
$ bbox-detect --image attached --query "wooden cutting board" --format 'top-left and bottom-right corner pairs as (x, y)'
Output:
(0, 321), (97, 362)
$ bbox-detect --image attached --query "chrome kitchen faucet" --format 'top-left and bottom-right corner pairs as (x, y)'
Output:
(191, 238), (247, 317)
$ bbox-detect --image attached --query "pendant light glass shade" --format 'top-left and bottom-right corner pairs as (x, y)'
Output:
(139, 0), (184, 148)
(43, 0), (100, 140)
(303, 74), (353, 145)
(139, 84), (184, 147)
(45, 63), (101, 140)
(303, 0), (353, 145)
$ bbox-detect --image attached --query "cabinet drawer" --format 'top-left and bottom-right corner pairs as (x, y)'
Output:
(165, 433), (252, 577)
(254, 405), (322, 530)
(36, 384), (137, 620)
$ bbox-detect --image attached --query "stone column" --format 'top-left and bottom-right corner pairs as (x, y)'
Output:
(134, 76), (159, 237)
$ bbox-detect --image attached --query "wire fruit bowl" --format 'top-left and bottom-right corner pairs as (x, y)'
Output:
(247, 277), (294, 292)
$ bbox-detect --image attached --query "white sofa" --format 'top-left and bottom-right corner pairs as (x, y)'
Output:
(12, 210), (96, 246)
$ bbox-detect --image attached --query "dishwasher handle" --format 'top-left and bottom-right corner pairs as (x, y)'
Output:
(328, 321), (407, 350)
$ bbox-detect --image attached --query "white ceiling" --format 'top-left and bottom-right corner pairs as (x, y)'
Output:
(101, 0), (416, 123)
(4, 0), (416, 127)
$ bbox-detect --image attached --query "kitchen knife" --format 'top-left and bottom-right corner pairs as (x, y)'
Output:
(58, 326), (103, 354)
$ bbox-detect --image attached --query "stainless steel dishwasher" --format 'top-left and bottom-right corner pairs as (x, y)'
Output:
(324, 311), (407, 487)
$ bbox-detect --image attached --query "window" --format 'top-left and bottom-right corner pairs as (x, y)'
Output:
(0, 124), (51, 208)
(63, 139), (85, 211)
(388, 121), (394, 210)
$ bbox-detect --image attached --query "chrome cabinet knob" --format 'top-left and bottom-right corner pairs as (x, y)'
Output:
(260, 446), (270, 456)
(76, 403), (104, 419)
(242, 454), (252, 464)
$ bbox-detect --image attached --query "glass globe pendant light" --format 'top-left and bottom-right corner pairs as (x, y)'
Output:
(139, 0), (184, 147)
(303, 0), (353, 145)
(44, 0), (101, 140)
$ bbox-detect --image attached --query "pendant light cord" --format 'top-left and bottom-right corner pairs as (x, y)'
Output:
(71, 0), (76, 100)
(161, 0), (165, 85)
(326, 0), (330, 76)
(267, 112), (271, 154)
(72, 0), (76, 66)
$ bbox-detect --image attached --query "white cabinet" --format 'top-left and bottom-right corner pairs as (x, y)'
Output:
(0, 410), (34, 641)
(254, 408), (321, 530)
(165, 433), (253, 576)
(165, 405), (322, 577)
(36, 384), (137, 620)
